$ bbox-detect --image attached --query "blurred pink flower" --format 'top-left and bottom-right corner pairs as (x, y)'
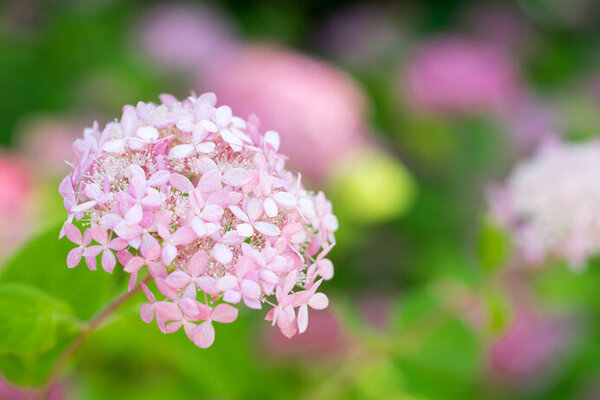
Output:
(496, 95), (558, 151)
(136, 3), (236, 71)
(316, 3), (401, 68)
(0, 151), (36, 259)
(489, 139), (600, 268)
(199, 45), (369, 181)
(402, 36), (521, 114)
(489, 307), (572, 386)
(0, 375), (63, 400)
(460, 3), (533, 52)
(16, 115), (88, 176)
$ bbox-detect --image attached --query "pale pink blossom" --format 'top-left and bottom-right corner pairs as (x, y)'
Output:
(60, 93), (337, 348)
(489, 307), (573, 386)
(489, 139), (600, 268)
(402, 36), (521, 114)
(200, 45), (369, 181)
(135, 3), (236, 71)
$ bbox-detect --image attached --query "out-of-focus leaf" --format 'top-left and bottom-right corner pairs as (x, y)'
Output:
(0, 284), (80, 386)
(0, 284), (79, 355)
(477, 219), (510, 272)
(0, 224), (128, 320)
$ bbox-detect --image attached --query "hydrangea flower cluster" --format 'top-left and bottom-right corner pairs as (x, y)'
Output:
(490, 139), (600, 268)
(59, 93), (338, 348)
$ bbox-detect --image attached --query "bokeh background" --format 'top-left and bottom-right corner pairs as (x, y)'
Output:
(2, 0), (600, 399)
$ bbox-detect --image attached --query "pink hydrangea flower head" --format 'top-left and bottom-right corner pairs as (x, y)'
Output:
(136, 3), (236, 71)
(489, 139), (600, 268)
(199, 44), (369, 181)
(402, 36), (521, 114)
(489, 307), (572, 386)
(59, 93), (338, 348)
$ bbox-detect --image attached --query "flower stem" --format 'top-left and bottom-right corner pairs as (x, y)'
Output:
(39, 276), (151, 399)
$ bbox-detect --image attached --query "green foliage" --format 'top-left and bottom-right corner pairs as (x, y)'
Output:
(478, 219), (510, 272)
(0, 284), (79, 355)
(0, 224), (128, 385)
(0, 284), (80, 385)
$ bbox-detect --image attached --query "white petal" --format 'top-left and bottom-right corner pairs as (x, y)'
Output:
(264, 130), (280, 150)
(196, 142), (215, 153)
(274, 192), (296, 208)
(169, 144), (195, 159)
(253, 222), (281, 236)
(212, 243), (233, 264)
(263, 198), (278, 217)
(236, 223), (254, 237)
(215, 105), (232, 126)
(102, 139), (126, 153)
(137, 126), (159, 141)
(297, 304), (308, 334)
(308, 293), (329, 310)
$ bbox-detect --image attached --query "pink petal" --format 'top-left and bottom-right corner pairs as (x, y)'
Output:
(71, 200), (97, 213)
(254, 222), (281, 237)
(223, 290), (242, 304)
(241, 280), (261, 300)
(273, 192), (296, 208)
(200, 204), (224, 222)
(114, 221), (142, 240)
(191, 218), (208, 237)
(212, 244), (233, 265)
(137, 126), (159, 141)
(125, 204), (143, 226)
(108, 238), (128, 251)
(246, 198), (263, 221)
(165, 271), (191, 289)
(67, 247), (83, 268)
(63, 223), (82, 244)
(121, 106), (139, 136)
(196, 142), (215, 153)
(211, 304), (239, 323)
(192, 321), (215, 348)
(90, 226), (108, 245)
(229, 206), (249, 222)
(243, 297), (262, 310)
(102, 139), (126, 153)
(308, 293), (329, 310)
(217, 275), (238, 291)
(156, 302), (183, 322)
(140, 303), (155, 323)
(129, 165), (147, 199)
(101, 250), (116, 273)
(172, 226), (196, 245)
(283, 271), (297, 293)
(169, 144), (195, 159)
(169, 173), (194, 193)
(124, 256), (145, 273)
(189, 250), (208, 276)
(317, 259), (334, 280)
(264, 130), (280, 151)
(197, 170), (222, 193)
(263, 198), (278, 218)
(147, 170), (170, 187)
(162, 243), (178, 266)
(142, 189), (166, 207)
(297, 304), (308, 334)
(237, 223), (254, 237)
(196, 276), (218, 295)
(215, 105), (232, 125)
(84, 245), (103, 258)
(223, 168), (252, 187)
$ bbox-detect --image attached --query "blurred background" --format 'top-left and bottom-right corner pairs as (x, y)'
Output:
(2, 0), (600, 399)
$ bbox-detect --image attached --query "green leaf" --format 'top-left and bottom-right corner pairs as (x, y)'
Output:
(477, 219), (510, 272)
(0, 284), (79, 355)
(0, 224), (128, 320)
(0, 284), (81, 385)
